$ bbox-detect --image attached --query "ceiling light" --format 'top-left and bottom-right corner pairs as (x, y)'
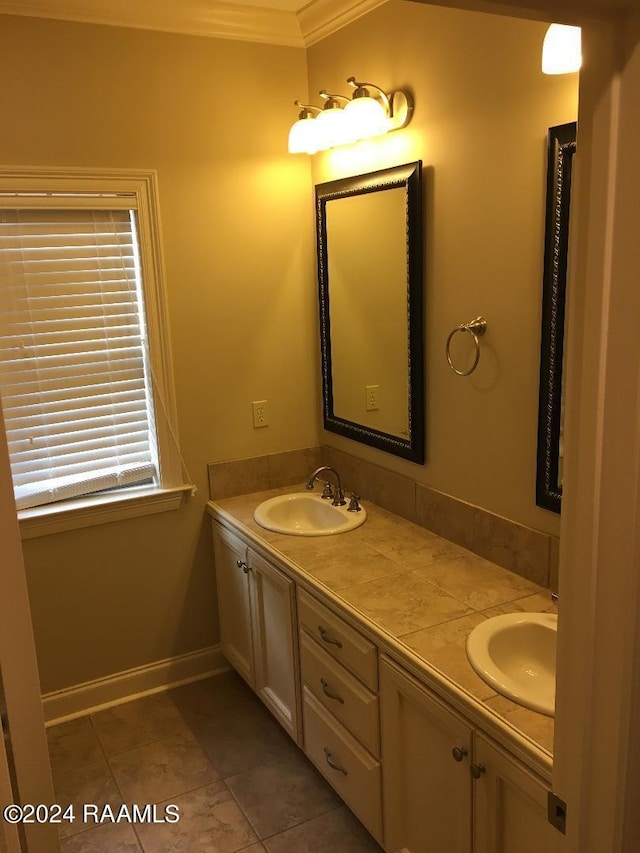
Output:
(542, 24), (582, 75)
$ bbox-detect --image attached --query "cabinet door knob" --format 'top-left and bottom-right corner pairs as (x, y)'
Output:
(318, 626), (343, 648)
(452, 746), (468, 762)
(236, 559), (251, 573)
(320, 677), (345, 704)
(470, 762), (486, 779)
(324, 747), (348, 775)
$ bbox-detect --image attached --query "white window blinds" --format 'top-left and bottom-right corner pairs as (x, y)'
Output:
(0, 207), (158, 510)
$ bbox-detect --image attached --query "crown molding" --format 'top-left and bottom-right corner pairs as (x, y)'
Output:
(0, 0), (303, 45)
(0, 0), (386, 46)
(298, 0), (388, 46)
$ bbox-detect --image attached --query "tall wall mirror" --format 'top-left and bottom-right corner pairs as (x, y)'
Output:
(315, 161), (424, 463)
(536, 122), (577, 513)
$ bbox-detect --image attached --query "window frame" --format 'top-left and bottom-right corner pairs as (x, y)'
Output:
(0, 167), (188, 538)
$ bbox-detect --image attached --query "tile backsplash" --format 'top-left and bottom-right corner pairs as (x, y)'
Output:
(208, 444), (559, 591)
(207, 446), (322, 501)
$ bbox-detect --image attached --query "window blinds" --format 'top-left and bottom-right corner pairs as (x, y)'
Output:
(0, 207), (158, 510)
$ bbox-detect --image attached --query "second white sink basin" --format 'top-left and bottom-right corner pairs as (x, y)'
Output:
(466, 612), (558, 716)
(254, 492), (367, 536)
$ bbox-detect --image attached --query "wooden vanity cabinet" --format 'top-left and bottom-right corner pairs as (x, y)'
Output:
(212, 522), (301, 743)
(380, 656), (560, 853)
(381, 655), (473, 853)
(211, 511), (561, 853)
(297, 588), (383, 844)
(473, 732), (562, 853)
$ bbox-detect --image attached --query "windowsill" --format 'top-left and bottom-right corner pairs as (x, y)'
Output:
(18, 484), (194, 540)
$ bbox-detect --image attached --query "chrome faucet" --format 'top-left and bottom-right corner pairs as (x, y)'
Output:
(305, 466), (346, 506)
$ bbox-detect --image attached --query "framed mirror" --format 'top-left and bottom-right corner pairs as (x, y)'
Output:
(536, 122), (577, 513)
(315, 161), (424, 463)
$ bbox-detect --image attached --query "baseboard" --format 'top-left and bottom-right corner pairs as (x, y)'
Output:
(42, 645), (228, 726)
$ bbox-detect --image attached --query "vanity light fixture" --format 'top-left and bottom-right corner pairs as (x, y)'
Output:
(542, 24), (582, 74)
(287, 76), (413, 154)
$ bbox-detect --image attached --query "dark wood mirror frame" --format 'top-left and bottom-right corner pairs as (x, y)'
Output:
(536, 122), (577, 513)
(315, 161), (424, 464)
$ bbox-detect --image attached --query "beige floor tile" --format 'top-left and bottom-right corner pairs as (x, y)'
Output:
(54, 770), (123, 839)
(136, 782), (258, 853)
(91, 693), (190, 757)
(339, 571), (473, 636)
(225, 753), (340, 839)
(60, 822), (141, 852)
(109, 732), (219, 805)
(47, 717), (109, 785)
(412, 553), (544, 612)
(400, 613), (498, 701)
(263, 806), (382, 852)
(194, 701), (297, 778)
(170, 671), (258, 732)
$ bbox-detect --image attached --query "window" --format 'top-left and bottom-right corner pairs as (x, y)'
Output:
(0, 170), (186, 535)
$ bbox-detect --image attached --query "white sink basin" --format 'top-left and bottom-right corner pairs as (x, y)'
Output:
(466, 612), (558, 716)
(254, 492), (367, 536)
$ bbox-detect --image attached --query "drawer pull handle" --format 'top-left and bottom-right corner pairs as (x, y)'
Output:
(324, 747), (348, 775)
(318, 626), (343, 648)
(236, 559), (251, 573)
(471, 762), (486, 779)
(452, 746), (468, 763)
(320, 678), (344, 704)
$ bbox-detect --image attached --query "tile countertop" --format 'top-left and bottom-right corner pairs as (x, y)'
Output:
(207, 485), (557, 779)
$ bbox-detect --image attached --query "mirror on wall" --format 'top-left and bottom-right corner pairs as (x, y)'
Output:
(315, 161), (424, 463)
(536, 122), (577, 513)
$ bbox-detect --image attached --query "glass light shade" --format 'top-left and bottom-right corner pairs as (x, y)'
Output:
(542, 24), (582, 75)
(344, 96), (389, 140)
(288, 116), (318, 154)
(315, 108), (353, 149)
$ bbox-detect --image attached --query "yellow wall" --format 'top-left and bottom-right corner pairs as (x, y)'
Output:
(0, 3), (579, 693)
(308, 1), (578, 536)
(0, 15), (318, 692)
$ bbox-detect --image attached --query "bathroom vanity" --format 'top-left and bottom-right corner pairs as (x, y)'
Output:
(207, 487), (561, 853)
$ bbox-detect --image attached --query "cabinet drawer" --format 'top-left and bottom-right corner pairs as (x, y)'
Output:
(300, 631), (379, 757)
(298, 588), (378, 691)
(302, 687), (382, 843)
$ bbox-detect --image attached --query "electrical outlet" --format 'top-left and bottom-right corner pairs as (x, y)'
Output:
(252, 400), (269, 428)
(365, 384), (379, 412)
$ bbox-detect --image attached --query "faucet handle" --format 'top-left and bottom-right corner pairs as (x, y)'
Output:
(321, 481), (334, 500)
(347, 493), (361, 512)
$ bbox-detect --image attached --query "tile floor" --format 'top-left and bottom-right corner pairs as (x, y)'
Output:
(47, 671), (383, 852)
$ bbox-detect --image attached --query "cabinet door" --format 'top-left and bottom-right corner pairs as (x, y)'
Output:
(212, 524), (254, 687)
(473, 732), (564, 853)
(380, 657), (473, 853)
(249, 548), (301, 743)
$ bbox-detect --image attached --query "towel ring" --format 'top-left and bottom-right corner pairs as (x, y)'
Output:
(446, 316), (487, 376)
